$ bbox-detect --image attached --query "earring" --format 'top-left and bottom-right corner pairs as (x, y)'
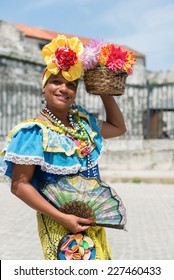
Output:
(41, 96), (47, 108)
(70, 102), (78, 114)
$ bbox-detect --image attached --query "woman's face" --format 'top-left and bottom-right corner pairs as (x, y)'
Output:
(43, 72), (78, 112)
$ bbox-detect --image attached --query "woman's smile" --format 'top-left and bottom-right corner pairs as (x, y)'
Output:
(54, 93), (70, 102)
(43, 73), (78, 111)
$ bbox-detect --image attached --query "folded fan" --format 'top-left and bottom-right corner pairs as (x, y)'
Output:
(41, 174), (126, 230)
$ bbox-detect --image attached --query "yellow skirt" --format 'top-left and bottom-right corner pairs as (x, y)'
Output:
(37, 212), (112, 260)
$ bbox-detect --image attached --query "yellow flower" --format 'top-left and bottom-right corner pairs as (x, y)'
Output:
(42, 35), (84, 86)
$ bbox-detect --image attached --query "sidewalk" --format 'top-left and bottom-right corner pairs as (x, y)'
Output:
(1, 181), (174, 260)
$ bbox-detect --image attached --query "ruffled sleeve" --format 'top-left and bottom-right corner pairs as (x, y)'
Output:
(1, 122), (45, 178)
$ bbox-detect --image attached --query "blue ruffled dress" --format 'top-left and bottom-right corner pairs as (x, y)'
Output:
(1, 105), (104, 188)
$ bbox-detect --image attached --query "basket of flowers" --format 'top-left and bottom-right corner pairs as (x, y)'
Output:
(81, 39), (136, 96)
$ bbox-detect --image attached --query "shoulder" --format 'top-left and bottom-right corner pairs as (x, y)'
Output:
(7, 119), (48, 144)
(76, 105), (103, 136)
(76, 105), (98, 127)
(76, 104), (94, 118)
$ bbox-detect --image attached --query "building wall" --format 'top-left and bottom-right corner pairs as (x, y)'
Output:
(99, 139), (174, 170)
(0, 21), (44, 87)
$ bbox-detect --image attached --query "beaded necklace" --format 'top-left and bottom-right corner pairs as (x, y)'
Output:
(40, 107), (98, 178)
(41, 107), (88, 140)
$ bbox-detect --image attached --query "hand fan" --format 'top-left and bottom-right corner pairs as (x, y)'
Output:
(40, 174), (126, 230)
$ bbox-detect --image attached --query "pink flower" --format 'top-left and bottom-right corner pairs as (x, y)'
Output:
(88, 38), (106, 52)
(81, 46), (99, 70)
(81, 38), (106, 70)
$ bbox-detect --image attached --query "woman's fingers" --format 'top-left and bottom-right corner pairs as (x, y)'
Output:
(60, 214), (93, 233)
(78, 217), (93, 225)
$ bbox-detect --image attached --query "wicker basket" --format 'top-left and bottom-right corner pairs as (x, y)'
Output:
(83, 67), (128, 96)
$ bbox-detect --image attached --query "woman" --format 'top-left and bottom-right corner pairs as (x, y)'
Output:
(0, 35), (126, 260)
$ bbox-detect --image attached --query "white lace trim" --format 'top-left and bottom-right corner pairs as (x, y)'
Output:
(2, 149), (105, 175)
(2, 153), (81, 175)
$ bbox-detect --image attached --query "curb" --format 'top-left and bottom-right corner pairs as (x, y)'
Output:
(100, 170), (174, 184)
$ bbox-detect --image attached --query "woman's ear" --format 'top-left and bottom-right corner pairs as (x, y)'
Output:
(41, 91), (47, 107)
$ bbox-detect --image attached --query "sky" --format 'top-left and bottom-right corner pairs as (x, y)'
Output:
(1, 0), (174, 72)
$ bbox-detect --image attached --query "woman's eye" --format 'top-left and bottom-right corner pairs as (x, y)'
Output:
(68, 83), (76, 90)
(52, 80), (61, 85)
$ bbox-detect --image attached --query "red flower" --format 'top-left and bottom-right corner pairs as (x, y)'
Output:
(106, 46), (128, 71)
(53, 47), (78, 70)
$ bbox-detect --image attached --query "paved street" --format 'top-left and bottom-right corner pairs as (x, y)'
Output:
(0, 180), (174, 260)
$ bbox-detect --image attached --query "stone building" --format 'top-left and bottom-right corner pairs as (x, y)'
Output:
(0, 21), (44, 87)
(0, 20), (146, 87)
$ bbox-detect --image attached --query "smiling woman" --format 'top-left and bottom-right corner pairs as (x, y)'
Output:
(42, 74), (78, 120)
(0, 34), (127, 260)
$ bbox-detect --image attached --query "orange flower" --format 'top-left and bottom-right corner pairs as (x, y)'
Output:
(99, 44), (112, 65)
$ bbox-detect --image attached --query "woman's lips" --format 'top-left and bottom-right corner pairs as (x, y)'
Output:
(54, 94), (70, 102)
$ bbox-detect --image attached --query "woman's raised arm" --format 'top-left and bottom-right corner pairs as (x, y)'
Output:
(100, 95), (127, 139)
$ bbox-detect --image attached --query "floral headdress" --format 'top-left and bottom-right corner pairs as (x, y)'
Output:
(42, 34), (84, 87)
(81, 38), (136, 74)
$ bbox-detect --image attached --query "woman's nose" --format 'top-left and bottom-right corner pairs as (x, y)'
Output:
(59, 83), (67, 92)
